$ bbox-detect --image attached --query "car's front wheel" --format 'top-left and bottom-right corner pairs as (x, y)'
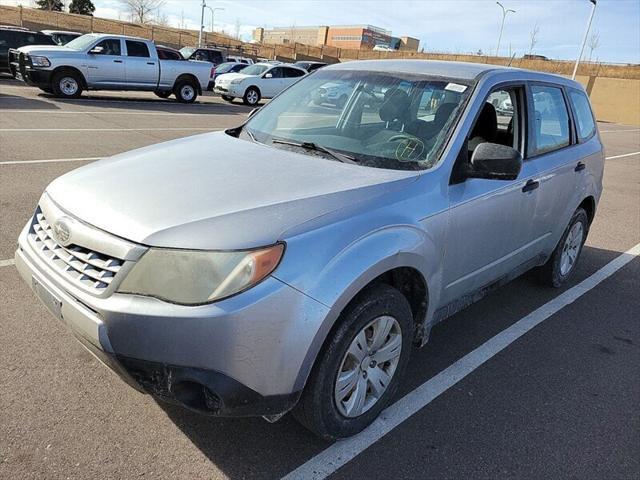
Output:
(243, 87), (260, 106)
(538, 207), (589, 287)
(294, 284), (413, 440)
(52, 71), (83, 99)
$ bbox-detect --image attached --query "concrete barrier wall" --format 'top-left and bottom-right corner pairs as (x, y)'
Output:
(575, 75), (640, 126)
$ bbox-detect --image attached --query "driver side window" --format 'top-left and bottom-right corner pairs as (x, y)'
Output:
(468, 86), (522, 160)
(93, 39), (121, 56)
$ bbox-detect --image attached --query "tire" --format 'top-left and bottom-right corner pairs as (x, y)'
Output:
(293, 284), (413, 440)
(538, 208), (589, 287)
(154, 91), (171, 99)
(174, 80), (198, 103)
(221, 94), (234, 102)
(39, 87), (53, 94)
(52, 70), (83, 99)
(243, 87), (260, 106)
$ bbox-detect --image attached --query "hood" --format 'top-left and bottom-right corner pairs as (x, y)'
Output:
(18, 45), (73, 55)
(46, 132), (418, 250)
(215, 72), (251, 83)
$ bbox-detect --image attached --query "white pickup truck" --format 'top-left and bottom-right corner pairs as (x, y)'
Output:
(9, 33), (213, 103)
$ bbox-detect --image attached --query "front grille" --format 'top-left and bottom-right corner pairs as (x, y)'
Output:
(28, 208), (124, 291)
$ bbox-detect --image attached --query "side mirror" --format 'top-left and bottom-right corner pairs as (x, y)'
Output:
(89, 46), (104, 54)
(264, 72), (273, 79)
(468, 143), (522, 181)
(248, 107), (261, 118)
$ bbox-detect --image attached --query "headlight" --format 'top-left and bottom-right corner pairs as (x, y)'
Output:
(118, 243), (284, 305)
(230, 78), (243, 84)
(30, 56), (51, 67)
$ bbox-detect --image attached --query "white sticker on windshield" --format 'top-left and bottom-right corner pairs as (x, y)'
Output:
(445, 83), (468, 93)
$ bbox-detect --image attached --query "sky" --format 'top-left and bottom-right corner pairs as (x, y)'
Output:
(2, 0), (639, 63)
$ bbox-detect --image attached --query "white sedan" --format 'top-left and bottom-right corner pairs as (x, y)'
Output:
(214, 62), (307, 106)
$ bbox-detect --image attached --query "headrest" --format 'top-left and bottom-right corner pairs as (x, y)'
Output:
(379, 88), (411, 123)
(472, 102), (498, 141)
(434, 102), (457, 127)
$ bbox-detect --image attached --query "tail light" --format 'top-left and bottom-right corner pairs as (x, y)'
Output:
(210, 67), (216, 78)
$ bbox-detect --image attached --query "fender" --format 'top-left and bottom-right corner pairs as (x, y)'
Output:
(278, 222), (446, 392)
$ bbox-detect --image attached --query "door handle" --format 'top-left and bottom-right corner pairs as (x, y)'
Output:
(575, 162), (586, 172)
(522, 179), (540, 193)
(113, 59), (123, 63)
(147, 62), (155, 65)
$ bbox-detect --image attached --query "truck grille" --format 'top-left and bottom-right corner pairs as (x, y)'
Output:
(28, 208), (124, 291)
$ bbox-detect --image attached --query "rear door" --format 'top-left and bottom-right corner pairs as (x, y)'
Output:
(85, 38), (125, 87)
(124, 40), (158, 88)
(282, 67), (306, 90)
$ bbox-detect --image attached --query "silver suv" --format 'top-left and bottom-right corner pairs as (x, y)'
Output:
(16, 60), (603, 439)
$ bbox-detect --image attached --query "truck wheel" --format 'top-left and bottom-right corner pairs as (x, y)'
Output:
(154, 91), (171, 99)
(174, 80), (198, 103)
(537, 208), (589, 287)
(39, 87), (53, 94)
(221, 95), (234, 102)
(52, 71), (83, 99)
(293, 284), (413, 440)
(243, 87), (260, 106)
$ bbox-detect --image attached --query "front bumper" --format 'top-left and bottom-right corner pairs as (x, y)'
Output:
(8, 50), (52, 87)
(214, 83), (240, 97)
(15, 217), (329, 417)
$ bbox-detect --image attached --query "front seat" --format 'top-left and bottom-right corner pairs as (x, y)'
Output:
(468, 102), (498, 155)
(378, 88), (411, 130)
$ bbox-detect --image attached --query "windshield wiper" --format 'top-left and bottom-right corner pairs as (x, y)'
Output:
(271, 139), (358, 164)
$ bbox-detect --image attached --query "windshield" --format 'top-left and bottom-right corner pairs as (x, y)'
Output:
(65, 34), (99, 51)
(180, 47), (195, 59)
(245, 69), (472, 171)
(216, 62), (236, 72)
(241, 64), (269, 76)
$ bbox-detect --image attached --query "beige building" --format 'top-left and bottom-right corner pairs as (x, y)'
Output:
(253, 25), (419, 51)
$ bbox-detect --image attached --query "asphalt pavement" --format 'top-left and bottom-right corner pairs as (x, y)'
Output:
(0, 77), (638, 480)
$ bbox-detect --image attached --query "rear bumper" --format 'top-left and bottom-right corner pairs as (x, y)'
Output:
(15, 215), (329, 416)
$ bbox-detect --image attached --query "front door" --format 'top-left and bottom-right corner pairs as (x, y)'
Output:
(261, 66), (285, 97)
(85, 38), (125, 87)
(443, 85), (542, 304)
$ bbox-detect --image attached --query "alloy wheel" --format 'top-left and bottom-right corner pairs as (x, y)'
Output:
(560, 221), (584, 275)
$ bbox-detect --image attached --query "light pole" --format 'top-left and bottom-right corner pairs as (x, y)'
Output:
(206, 6), (225, 34)
(198, 0), (206, 47)
(495, 2), (515, 57)
(572, 0), (597, 79)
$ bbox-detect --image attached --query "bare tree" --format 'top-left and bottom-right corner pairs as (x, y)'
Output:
(234, 18), (241, 40)
(178, 10), (186, 30)
(587, 30), (600, 63)
(528, 23), (540, 55)
(119, 0), (165, 24)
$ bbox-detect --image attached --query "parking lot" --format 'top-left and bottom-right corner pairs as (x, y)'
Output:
(0, 78), (638, 479)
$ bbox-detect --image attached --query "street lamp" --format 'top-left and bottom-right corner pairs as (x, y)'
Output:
(572, 0), (597, 79)
(495, 2), (516, 57)
(206, 6), (225, 33)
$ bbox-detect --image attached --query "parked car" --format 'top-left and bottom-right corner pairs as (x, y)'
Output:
(226, 54), (254, 65)
(41, 30), (82, 46)
(16, 60), (603, 440)
(9, 33), (212, 102)
(180, 46), (225, 66)
(294, 60), (327, 73)
(155, 45), (184, 61)
(210, 61), (248, 85)
(312, 80), (354, 107)
(373, 44), (395, 52)
(0, 26), (55, 74)
(214, 62), (306, 105)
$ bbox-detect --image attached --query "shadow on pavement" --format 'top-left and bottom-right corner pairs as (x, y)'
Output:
(0, 92), (60, 110)
(157, 244), (629, 479)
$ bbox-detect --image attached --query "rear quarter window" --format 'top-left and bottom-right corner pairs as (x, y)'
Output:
(568, 89), (596, 141)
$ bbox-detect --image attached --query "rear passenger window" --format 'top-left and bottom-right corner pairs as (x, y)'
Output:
(530, 85), (570, 155)
(568, 89), (596, 141)
(126, 41), (149, 58)
(284, 67), (305, 78)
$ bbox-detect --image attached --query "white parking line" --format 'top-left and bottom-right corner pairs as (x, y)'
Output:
(599, 129), (640, 133)
(0, 127), (214, 132)
(0, 110), (239, 117)
(606, 151), (640, 160)
(283, 242), (640, 480)
(0, 259), (15, 268)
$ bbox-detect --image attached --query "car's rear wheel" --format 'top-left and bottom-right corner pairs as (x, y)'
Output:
(174, 80), (198, 103)
(221, 94), (234, 102)
(243, 87), (260, 106)
(52, 71), (83, 99)
(293, 284), (413, 440)
(538, 207), (589, 287)
(154, 91), (172, 99)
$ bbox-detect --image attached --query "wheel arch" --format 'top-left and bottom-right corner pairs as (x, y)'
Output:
(578, 195), (596, 226)
(173, 73), (202, 95)
(51, 66), (87, 89)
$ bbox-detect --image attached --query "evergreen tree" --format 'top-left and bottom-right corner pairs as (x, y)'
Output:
(69, 0), (96, 16)
(35, 0), (64, 11)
